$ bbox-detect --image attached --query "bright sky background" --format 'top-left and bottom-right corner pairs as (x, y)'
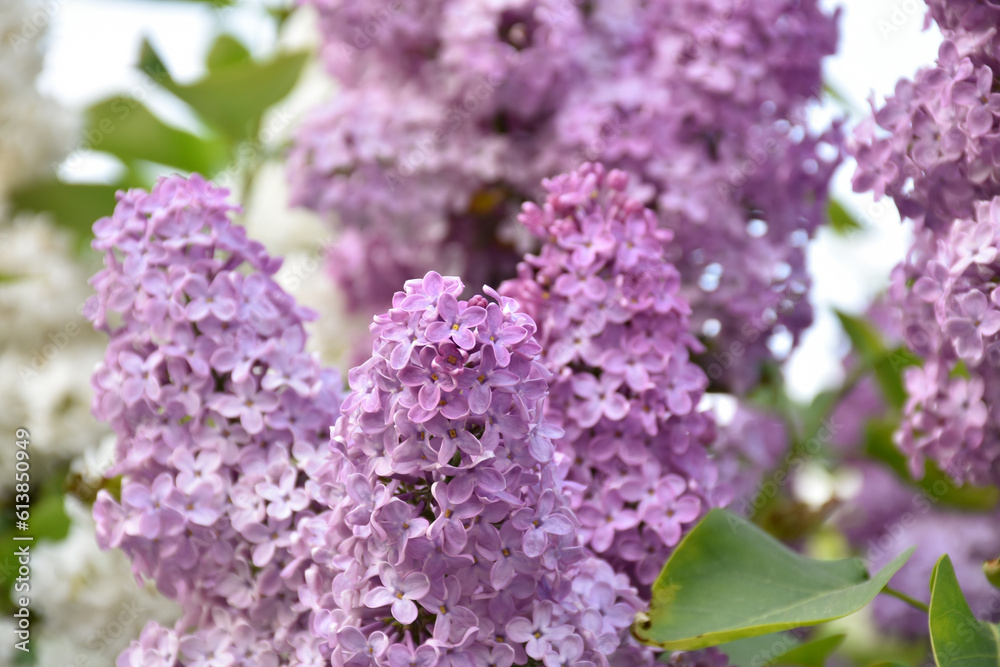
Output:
(37, 0), (944, 401)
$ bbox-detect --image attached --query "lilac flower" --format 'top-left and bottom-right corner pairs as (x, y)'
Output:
(336, 627), (389, 665)
(172, 447), (222, 493)
(943, 290), (1000, 362)
(256, 468), (310, 520)
(543, 635), (589, 667)
(164, 481), (221, 527)
(467, 346), (519, 415)
(119, 350), (163, 405)
(882, 199), (1000, 486)
(424, 293), (487, 349)
(345, 473), (388, 528)
(505, 602), (574, 660)
(210, 377), (279, 434)
(421, 576), (478, 643)
(362, 563), (431, 624)
(571, 374), (630, 428)
(182, 273), (238, 321)
(386, 644), (438, 667)
(510, 489), (575, 558)
(577, 492), (640, 554)
(241, 516), (292, 567)
(952, 65), (1000, 137)
(121, 472), (184, 539)
(375, 499), (428, 561)
(427, 481), (481, 555)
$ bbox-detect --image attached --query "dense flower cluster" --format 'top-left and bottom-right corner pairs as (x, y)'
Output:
(289, 0), (842, 389)
(887, 198), (1000, 486)
(86, 174), (656, 664)
(87, 175), (346, 664)
(851, 0), (1000, 231)
(500, 164), (730, 590)
(323, 269), (648, 664)
(852, 1), (1000, 486)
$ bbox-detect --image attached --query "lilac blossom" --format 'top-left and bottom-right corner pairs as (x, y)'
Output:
(87, 175), (345, 664)
(884, 200), (1000, 486)
(501, 165), (731, 596)
(290, 0), (842, 390)
(320, 270), (648, 663)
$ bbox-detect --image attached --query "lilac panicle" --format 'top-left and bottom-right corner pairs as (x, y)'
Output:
(500, 164), (731, 593)
(87, 174), (346, 665)
(289, 0), (842, 390)
(887, 198), (1000, 486)
(851, 1), (1000, 487)
(319, 269), (650, 665)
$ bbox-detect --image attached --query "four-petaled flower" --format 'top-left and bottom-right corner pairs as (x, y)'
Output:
(362, 563), (431, 625)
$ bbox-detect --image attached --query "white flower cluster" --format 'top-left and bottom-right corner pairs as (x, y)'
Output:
(0, 219), (109, 491)
(0, 2), (181, 660)
(31, 498), (182, 667)
(0, 0), (75, 202)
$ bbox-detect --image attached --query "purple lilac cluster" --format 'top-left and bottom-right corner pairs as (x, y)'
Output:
(87, 175), (346, 665)
(500, 164), (730, 590)
(851, 1), (1000, 486)
(289, 0), (842, 391)
(887, 199), (1000, 486)
(852, 1), (1000, 231)
(322, 269), (649, 665)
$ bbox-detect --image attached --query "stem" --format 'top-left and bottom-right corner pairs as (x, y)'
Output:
(882, 585), (929, 613)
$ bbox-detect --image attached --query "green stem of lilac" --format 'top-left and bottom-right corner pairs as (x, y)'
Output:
(881, 585), (929, 613)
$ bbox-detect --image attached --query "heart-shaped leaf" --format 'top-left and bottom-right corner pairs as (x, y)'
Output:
(633, 509), (912, 650)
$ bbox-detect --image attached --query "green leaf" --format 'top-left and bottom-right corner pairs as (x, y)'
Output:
(864, 419), (999, 512)
(774, 634), (846, 666)
(138, 37), (171, 81)
(828, 200), (864, 235)
(872, 346), (913, 410)
(720, 632), (845, 667)
(207, 34), (251, 71)
(10, 180), (119, 245)
(140, 37), (307, 142)
(929, 555), (1000, 666)
(835, 310), (884, 365)
(30, 473), (71, 543)
(632, 509), (913, 651)
(833, 311), (915, 409)
(84, 97), (229, 175)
